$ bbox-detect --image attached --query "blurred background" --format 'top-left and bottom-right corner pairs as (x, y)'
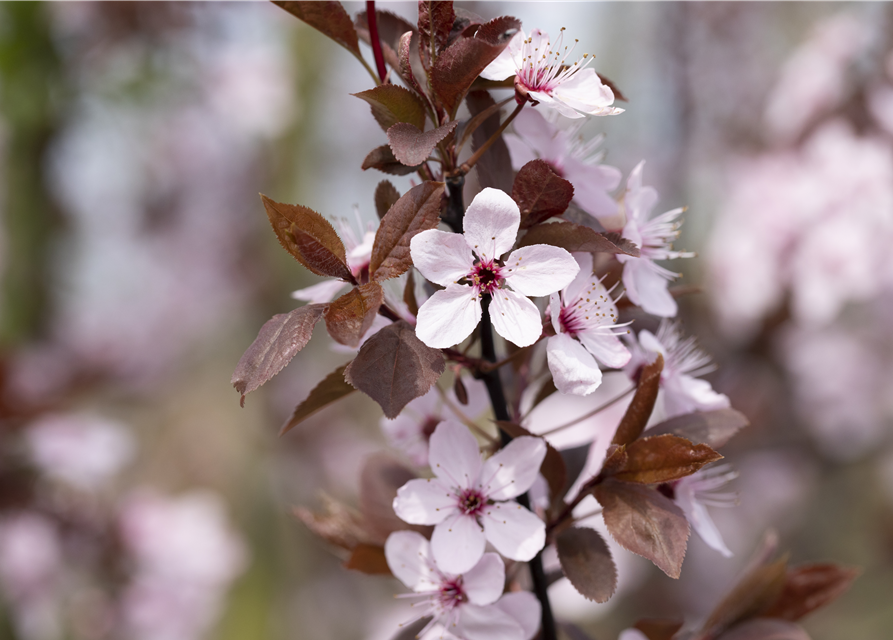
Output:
(0, 2), (891, 639)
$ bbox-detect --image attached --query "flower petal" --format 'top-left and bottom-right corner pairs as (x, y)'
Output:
(415, 284), (481, 348)
(393, 478), (457, 525)
(462, 552), (505, 606)
(622, 258), (678, 317)
(564, 159), (621, 221)
(457, 604), (525, 640)
(429, 421), (483, 489)
(431, 511), (486, 575)
(578, 331), (632, 370)
(481, 500), (546, 562)
(503, 245), (579, 297)
(480, 30), (524, 81)
(663, 374), (730, 419)
(546, 333), (603, 396)
(291, 279), (347, 304)
(493, 592), (542, 640)
(384, 530), (441, 592)
(463, 188), (521, 262)
(563, 252), (594, 305)
(550, 68), (618, 116)
(410, 229), (475, 287)
(675, 485), (732, 557)
(489, 289), (543, 348)
(480, 436), (546, 501)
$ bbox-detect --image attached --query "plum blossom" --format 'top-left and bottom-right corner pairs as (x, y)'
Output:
(291, 209), (376, 304)
(669, 465), (738, 557)
(393, 421), (546, 574)
(410, 188), (579, 349)
(546, 253), (631, 396)
(385, 530), (540, 640)
(504, 109), (621, 222)
(616, 162), (693, 317)
(631, 321), (730, 420)
(481, 28), (623, 119)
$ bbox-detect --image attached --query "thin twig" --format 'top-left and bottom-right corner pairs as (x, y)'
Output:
(455, 101), (525, 176)
(365, 2), (388, 84)
(538, 385), (635, 437)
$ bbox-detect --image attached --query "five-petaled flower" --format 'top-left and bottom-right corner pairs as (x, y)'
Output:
(385, 530), (541, 640)
(664, 464), (738, 557)
(546, 253), (632, 396)
(481, 28), (623, 119)
(393, 421), (547, 575)
(410, 188), (579, 349)
(616, 161), (694, 317)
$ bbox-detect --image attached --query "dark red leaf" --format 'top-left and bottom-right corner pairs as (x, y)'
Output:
(417, 0), (455, 68)
(359, 453), (431, 543)
(294, 496), (365, 551)
(362, 144), (422, 176)
(513, 159), (575, 228)
(387, 121), (458, 167)
(370, 181), (445, 281)
(343, 543), (391, 575)
(612, 434), (723, 484)
(344, 320), (445, 418)
(403, 270), (419, 317)
(763, 563), (860, 622)
(280, 364), (355, 435)
(612, 354), (664, 446)
(353, 85), (428, 131)
(519, 221), (640, 257)
(647, 409), (750, 450)
(556, 527), (617, 603)
(261, 195), (353, 280)
(594, 479), (689, 578)
(702, 556), (789, 637)
(273, 2), (360, 57)
(465, 90), (513, 192)
(232, 305), (326, 405)
(324, 283), (384, 347)
(374, 180), (401, 220)
(398, 31), (425, 95)
(633, 619), (684, 640)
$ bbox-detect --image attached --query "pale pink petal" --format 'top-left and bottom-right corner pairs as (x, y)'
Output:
(675, 488), (732, 557)
(480, 501), (545, 562)
(431, 512), (486, 575)
(384, 530), (440, 591)
(550, 69), (618, 115)
(480, 436), (546, 501)
(577, 331), (632, 369)
(504, 133), (538, 171)
(622, 259), (678, 317)
(463, 189), (521, 262)
(564, 159), (621, 220)
(637, 329), (663, 356)
(510, 109), (566, 162)
(290, 279), (347, 303)
(457, 604), (525, 640)
(619, 630), (650, 640)
(410, 229), (475, 287)
(489, 289), (543, 348)
(415, 284), (481, 348)
(480, 31), (523, 81)
(493, 592), (541, 640)
(549, 293), (561, 334)
(461, 552), (505, 606)
(546, 333), (603, 396)
(393, 478), (457, 525)
(502, 245), (579, 297)
(428, 421), (482, 489)
(563, 252), (594, 304)
(663, 374), (730, 418)
(530, 92), (585, 119)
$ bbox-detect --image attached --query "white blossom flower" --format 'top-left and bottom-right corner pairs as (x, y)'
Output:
(671, 465), (738, 557)
(616, 162), (693, 318)
(291, 209), (376, 304)
(631, 321), (730, 419)
(410, 188), (579, 349)
(393, 421), (547, 574)
(385, 530), (540, 640)
(546, 253), (631, 396)
(481, 28), (623, 119)
(504, 109), (622, 222)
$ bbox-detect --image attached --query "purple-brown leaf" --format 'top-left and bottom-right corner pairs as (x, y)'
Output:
(612, 354), (664, 446)
(632, 619), (684, 640)
(362, 144), (422, 176)
(763, 563), (860, 622)
(355, 9), (416, 73)
(343, 543), (391, 575)
(519, 221), (640, 257)
(648, 409), (750, 449)
(294, 495), (365, 551)
(280, 364), (355, 435)
(594, 479), (689, 579)
(466, 90), (513, 192)
(717, 619), (810, 640)
(556, 527), (618, 603)
(324, 282), (384, 348)
(370, 181), (445, 281)
(703, 556), (789, 637)
(612, 434), (723, 484)
(512, 159), (575, 228)
(374, 180), (401, 220)
(417, 0), (455, 68)
(273, 2), (360, 57)
(387, 121), (458, 167)
(430, 16), (521, 115)
(344, 320), (445, 418)
(261, 195), (353, 280)
(353, 85), (427, 131)
(232, 304), (326, 406)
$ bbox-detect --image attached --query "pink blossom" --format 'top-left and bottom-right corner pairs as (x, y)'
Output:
(504, 109), (621, 222)
(617, 162), (693, 318)
(410, 188), (579, 349)
(672, 465), (738, 557)
(631, 321), (730, 419)
(546, 253), (631, 396)
(393, 421), (546, 574)
(385, 530), (540, 640)
(481, 28), (622, 119)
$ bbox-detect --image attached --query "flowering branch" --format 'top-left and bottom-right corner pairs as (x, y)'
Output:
(457, 101), (525, 177)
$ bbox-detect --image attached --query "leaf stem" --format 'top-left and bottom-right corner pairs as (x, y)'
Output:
(365, 2), (388, 84)
(456, 101), (524, 176)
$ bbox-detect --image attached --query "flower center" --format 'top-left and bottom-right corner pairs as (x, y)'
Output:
(457, 488), (487, 516)
(470, 260), (504, 295)
(558, 305), (584, 336)
(438, 577), (467, 610)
